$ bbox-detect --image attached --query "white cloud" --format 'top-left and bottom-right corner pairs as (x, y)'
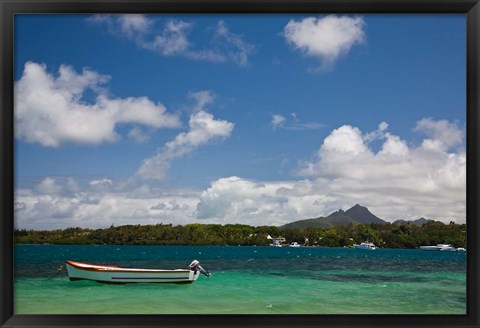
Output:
(378, 133), (409, 158)
(35, 177), (80, 195)
(135, 92), (234, 180)
(364, 121), (389, 142)
(283, 15), (365, 70)
(296, 119), (465, 222)
(35, 177), (63, 195)
(321, 125), (368, 156)
(212, 20), (255, 66)
(90, 14), (153, 38)
(89, 179), (114, 192)
(271, 114), (286, 128)
(15, 180), (201, 230)
(90, 15), (255, 66)
(15, 62), (181, 147)
(194, 118), (465, 224)
(414, 118), (464, 151)
(189, 90), (215, 113)
(14, 118), (466, 229)
(196, 176), (297, 225)
(147, 20), (192, 56)
(118, 14), (153, 36)
(89, 179), (113, 187)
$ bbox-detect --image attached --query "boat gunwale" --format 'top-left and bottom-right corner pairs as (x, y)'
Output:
(65, 260), (192, 274)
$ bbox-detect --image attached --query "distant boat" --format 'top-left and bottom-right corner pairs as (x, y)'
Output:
(419, 244), (455, 251)
(65, 259), (211, 284)
(456, 247), (466, 252)
(288, 242), (301, 247)
(354, 242), (377, 250)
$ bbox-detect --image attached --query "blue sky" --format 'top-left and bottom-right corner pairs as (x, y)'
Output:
(14, 14), (466, 229)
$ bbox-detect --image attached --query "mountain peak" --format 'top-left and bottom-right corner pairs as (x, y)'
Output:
(392, 217), (434, 227)
(327, 209), (345, 218)
(283, 204), (386, 229)
(344, 204), (385, 224)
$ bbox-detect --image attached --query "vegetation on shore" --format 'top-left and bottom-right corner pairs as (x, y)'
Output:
(14, 220), (467, 249)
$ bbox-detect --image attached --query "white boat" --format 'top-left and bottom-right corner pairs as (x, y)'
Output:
(437, 244), (455, 251)
(419, 244), (455, 251)
(419, 245), (438, 251)
(288, 242), (301, 247)
(65, 259), (211, 284)
(456, 247), (467, 252)
(354, 242), (377, 250)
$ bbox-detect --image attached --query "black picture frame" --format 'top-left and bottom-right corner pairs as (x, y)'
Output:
(1, 0), (479, 327)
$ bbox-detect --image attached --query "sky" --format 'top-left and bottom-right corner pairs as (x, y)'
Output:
(13, 14), (466, 230)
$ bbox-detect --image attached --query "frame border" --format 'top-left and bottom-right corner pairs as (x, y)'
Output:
(1, 1), (479, 327)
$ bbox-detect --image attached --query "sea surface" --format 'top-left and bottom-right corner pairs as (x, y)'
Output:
(14, 244), (466, 314)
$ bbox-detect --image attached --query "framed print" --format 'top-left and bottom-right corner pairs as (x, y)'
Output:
(1, 0), (479, 327)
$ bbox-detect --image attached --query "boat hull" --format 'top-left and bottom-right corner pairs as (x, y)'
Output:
(419, 244), (455, 251)
(354, 245), (376, 250)
(354, 242), (377, 250)
(419, 246), (439, 251)
(65, 260), (200, 284)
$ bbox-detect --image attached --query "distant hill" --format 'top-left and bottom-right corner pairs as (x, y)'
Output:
(393, 217), (434, 227)
(281, 218), (334, 229)
(281, 204), (386, 229)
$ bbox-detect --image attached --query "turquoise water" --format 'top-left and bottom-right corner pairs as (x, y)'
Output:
(14, 245), (466, 314)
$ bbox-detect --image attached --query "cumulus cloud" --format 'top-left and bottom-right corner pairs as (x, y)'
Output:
(15, 179), (201, 230)
(193, 120), (465, 225)
(135, 91), (234, 180)
(414, 118), (464, 151)
(14, 118), (466, 229)
(194, 176), (359, 226)
(136, 118), (461, 226)
(295, 119), (465, 222)
(15, 62), (181, 147)
(197, 177), (284, 224)
(283, 15), (365, 70)
(35, 177), (80, 195)
(90, 15), (255, 66)
(35, 177), (63, 195)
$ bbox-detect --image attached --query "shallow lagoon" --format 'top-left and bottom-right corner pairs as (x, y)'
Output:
(14, 245), (466, 314)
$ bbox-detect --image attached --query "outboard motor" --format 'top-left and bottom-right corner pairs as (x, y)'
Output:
(189, 260), (211, 277)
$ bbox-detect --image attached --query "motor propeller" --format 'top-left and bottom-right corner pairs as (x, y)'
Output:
(188, 260), (211, 277)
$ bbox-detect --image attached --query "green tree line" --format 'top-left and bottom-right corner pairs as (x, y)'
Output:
(14, 221), (467, 249)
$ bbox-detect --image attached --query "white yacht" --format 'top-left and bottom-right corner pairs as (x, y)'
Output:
(288, 242), (301, 247)
(354, 242), (377, 250)
(419, 244), (455, 251)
